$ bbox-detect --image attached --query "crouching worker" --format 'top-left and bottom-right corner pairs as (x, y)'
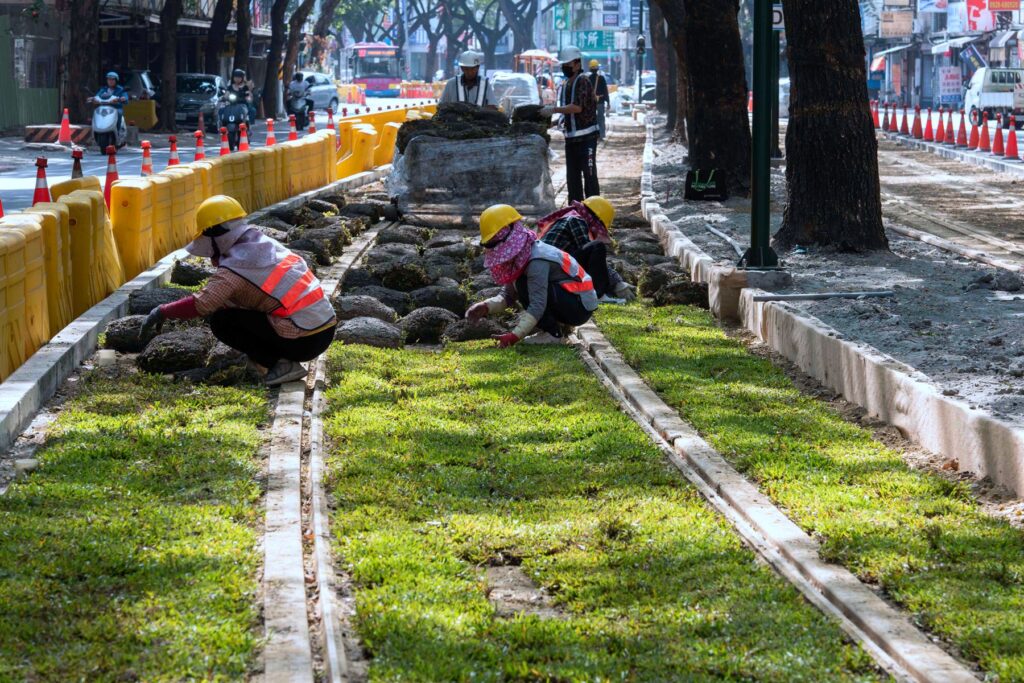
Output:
(467, 204), (598, 347)
(139, 195), (338, 385)
(536, 195), (635, 302)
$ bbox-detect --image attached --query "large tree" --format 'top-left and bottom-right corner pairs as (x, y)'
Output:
(773, 0), (887, 251)
(204, 0), (235, 76)
(282, 0), (318, 87)
(498, 0), (538, 55)
(263, 0), (289, 117)
(158, 0), (183, 131)
(310, 0), (345, 67)
(67, 1), (100, 123)
(234, 0), (252, 73)
(450, 0), (509, 68)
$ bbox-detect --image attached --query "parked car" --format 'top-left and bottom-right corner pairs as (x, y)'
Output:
(122, 69), (158, 101)
(964, 67), (1024, 128)
(175, 73), (226, 131)
(491, 72), (542, 115)
(293, 71), (340, 113)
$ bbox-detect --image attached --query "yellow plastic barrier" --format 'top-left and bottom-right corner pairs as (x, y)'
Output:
(249, 147), (277, 210)
(0, 226), (25, 380)
(157, 167), (199, 249)
(148, 174), (174, 260)
(124, 100), (158, 131)
(59, 193), (100, 316)
(336, 119), (364, 159)
(67, 189), (123, 297)
(50, 176), (102, 202)
(374, 123), (401, 167)
(24, 204), (74, 336)
(337, 125), (378, 178)
(109, 179), (156, 279)
(1, 216), (49, 356)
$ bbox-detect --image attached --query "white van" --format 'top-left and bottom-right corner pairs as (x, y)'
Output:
(964, 67), (1024, 127)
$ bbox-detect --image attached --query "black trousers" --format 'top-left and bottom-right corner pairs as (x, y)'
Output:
(515, 278), (594, 337)
(569, 240), (610, 298)
(209, 309), (336, 368)
(564, 132), (600, 203)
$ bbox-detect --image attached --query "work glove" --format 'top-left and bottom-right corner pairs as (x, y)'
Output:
(139, 306), (165, 340)
(539, 105), (556, 117)
(466, 302), (490, 321)
(492, 332), (521, 349)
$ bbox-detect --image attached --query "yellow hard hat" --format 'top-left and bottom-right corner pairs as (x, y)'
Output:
(589, 59), (600, 69)
(479, 204), (523, 244)
(582, 195), (615, 229)
(195, 194), (246, 238)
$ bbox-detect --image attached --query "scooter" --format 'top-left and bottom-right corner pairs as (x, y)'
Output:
(286, 87), (312, 130)
(218, 92), (249, 151)
(89, 93), (127, 154)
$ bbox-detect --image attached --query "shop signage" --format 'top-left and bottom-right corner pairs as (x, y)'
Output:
(991, 0), (1020, 9)
(880, 11), (914, 37)
(918, 0), (948, 12)
(937, 65), (962, 103)
(960, 43), (989, 71)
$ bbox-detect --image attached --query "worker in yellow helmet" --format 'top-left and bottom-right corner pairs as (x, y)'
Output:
(466, 204), (599, 347)
(536, 195), (635, 302)
(139, 195), (337, 385)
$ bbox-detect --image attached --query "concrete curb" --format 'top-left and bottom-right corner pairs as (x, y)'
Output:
(573, 324), (977, 683)
(643, 122), (1024, 496)
(881, 131), (1024, 177)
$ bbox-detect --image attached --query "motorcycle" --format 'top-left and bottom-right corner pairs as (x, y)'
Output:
(286, 86), (312, 130)
(89, 93), (127, 154)
(218, 92), (249, 151)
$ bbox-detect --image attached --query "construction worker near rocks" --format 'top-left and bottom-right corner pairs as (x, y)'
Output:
(536, 195), (635, 302)
(439, 51), (497, 109)
(139, 195), (337, 386)
(541, 46), (600, 203)
(588, 59), (610, 140)
(466, 204), (599, 347)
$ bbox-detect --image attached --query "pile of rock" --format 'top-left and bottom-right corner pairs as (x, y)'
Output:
(396, 102), (550, 154)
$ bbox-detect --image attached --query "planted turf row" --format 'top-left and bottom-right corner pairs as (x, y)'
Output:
(0, 372), (267, 682)
(596, 303), (1024, 681)
(322, 342), (886, 681)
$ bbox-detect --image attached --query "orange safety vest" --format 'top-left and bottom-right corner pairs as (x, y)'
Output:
(239, 252), (335, 331)
(530, 241), (599, 311)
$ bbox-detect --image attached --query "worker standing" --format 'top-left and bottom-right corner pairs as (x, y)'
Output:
(439, 51), (497, 109)
(139, 195), (338, 386)
(542, 46), (600, 202)
(587, 59), (610, 140)
(467, 204), (599, 347)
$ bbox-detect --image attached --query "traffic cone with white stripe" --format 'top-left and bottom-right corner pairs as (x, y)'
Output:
(194, 130), (206, 161)
(935, 108), (945, 144)
(993, 115), (1005, 156)
(308, 111), (317, 134)
(328, 107), (340, 150)
(239, 123), (250, 151)
(912, 105), (923, 139)
(32, 157), (51, 206)
(140, 140), (153, 176)
(979, 112), (991, 152)
(266, 119), (276, 146)
(70, 147), (84, 178)
(872, 100), (880, 129)
(288, 114), (298, 141)
(900, 105), (910, 135)
(102, 146), (118, 208)
(923, 108), (933, 142)
(220, 127), (230, 156)
(58, 108), (72, 145)
(945, 110), (955, 146)
(1007, 116), (1020, 160)
(167, 135), (180, 166)
(957, 109), (968, 147)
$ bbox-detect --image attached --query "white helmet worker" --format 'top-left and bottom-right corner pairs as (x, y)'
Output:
(558, 46), (583, 65)
(458, 50), (482, 68)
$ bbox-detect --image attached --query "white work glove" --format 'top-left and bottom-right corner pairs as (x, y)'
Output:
(466, 302), (490, 321)
(539, 105), (557, 117)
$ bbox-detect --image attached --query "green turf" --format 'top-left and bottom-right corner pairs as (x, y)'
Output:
(596, 303), (1024, 681)
(323, 342), (886, 682)
(0, 371), (267, 682)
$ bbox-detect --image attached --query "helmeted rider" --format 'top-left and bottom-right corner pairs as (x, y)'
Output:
(139, 195), (338, 386)
(89, 71), (128, 129)
(439, 50), (497, 109)
(466, 204), (599, 347)
(225, 67), (255, 125)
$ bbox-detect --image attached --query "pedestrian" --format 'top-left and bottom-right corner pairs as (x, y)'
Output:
(542, 46), (600, 202)
(139, 195), (338, 385)
(439, 51), (497, 109)
(466, 204), (599, 347)
(588, 59), (610, 140)
(536, 195), (635, 302)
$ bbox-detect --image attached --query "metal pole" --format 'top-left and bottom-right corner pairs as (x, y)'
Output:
(741, 0), (779, 269)
(770, 29), (782, 159)
(636, 0), (644, 95)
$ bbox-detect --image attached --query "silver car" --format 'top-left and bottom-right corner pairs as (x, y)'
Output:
(293, 71), (340, 113)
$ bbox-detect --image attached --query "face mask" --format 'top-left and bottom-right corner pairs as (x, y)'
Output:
(561, 64), (575, 77)
(590, 69), (597, 74)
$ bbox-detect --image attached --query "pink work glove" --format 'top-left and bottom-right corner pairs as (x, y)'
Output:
(492, 332), (520, 349)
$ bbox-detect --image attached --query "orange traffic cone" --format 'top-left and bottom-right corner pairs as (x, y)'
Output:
(0, 197), (4, 218)
(935, 108), (945, 144)
(220, 127), (230, 156)
(194, 130), (206, 161)
(71, 147), (84, 178)
(979, 113), (991, 151)
(58, 108), (72, 145)
(140, 140), (154, 176)
(1007, 116), (1020, 160)
(168, 135), (180, 166)
(327, 107), (335, 129)
(889, 104), (899, 133)
(872, 100), (880, 129)
(993, 116), (1005, 156)
(945, 110), (955, 145)
(957, 110), (968, 147)
(266, 119), (276, 146)
(881, 102), (890, 132)
(288, 114), (298, 141)
(102, 146), (118, 208)
(747, 90), (753, 113)
(923, 108), (934, 141)
(308, 111), (317, 134)
(32, 157), (51, 206)
(900, 105), (910, 135)
(239, 123), (250, 151)
(968, 117), (979, 149)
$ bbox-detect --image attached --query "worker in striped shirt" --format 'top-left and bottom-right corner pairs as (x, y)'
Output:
(139, 195), (337, 386)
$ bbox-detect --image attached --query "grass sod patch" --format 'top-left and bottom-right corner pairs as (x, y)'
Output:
(323, 343), (886, 682)
(596, 303), (1024, 680)
(0, 372), (267, 682)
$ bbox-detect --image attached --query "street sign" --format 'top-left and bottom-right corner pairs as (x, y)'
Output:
(630, 0), (641, 28)
(554, 3), (569, 31)
(772, 4), (784, 31)
(603, 13), (619, 26)
(573, 30), (615, 51)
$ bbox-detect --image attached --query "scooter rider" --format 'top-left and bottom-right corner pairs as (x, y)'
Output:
(226, 68), (254, 124)
(88, 72), (128, 123)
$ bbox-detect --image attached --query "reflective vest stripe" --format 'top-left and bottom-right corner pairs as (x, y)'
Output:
(272, 286), (325, 317)
(558, 250), (594, 293)
(278, 268), (316, 310)
(458, 77), (488, 106)
(261, 253), (300, 295)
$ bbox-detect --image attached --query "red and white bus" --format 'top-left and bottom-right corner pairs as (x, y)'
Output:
(345, 43), (403, 97)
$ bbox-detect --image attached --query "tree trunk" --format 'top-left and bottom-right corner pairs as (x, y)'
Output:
(311, 0), (343, 67)
(204, 0), (234, 76)
(234, 0), (252, 73)
(158, 0), (182, 131)
(650, 1), (667, 113)
(283, 0), (317, 85)
(67, 0), (100, 123)
(773, 0), (887, 251)
(499, 0), (535, 54)
(425, 34), (441, 81)
(674, 51), (688, 143)
(680, 0), (750, 195)
(263, 0), (289, 118)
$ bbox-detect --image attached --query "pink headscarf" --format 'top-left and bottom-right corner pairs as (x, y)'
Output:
(484, 221), (536, 285)
(536, 201), (610, 243)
